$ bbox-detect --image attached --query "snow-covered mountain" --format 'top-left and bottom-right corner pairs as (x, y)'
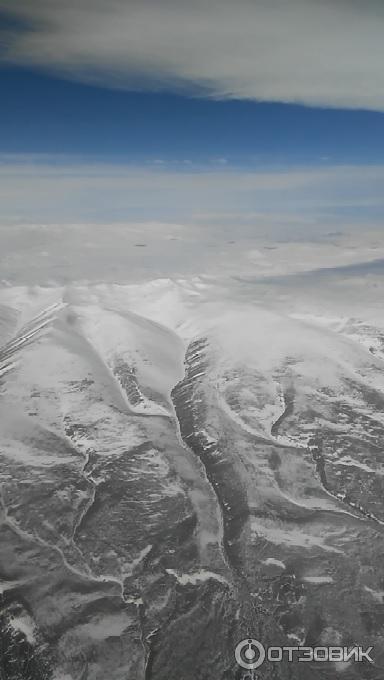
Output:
(1, 278), (384, 679)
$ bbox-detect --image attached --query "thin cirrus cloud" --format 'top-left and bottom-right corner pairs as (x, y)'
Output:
(1, 0), (384, 111)
(0, 157), (383, 225)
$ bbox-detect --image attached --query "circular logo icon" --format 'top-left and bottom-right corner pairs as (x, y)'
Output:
(235, 638), (266, 670)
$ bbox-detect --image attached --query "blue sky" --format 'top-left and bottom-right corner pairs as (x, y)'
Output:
(1, 67), (384, 165)
(0, 0), (383, 231)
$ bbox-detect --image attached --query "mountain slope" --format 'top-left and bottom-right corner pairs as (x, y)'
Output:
(1, 280), (384, 679)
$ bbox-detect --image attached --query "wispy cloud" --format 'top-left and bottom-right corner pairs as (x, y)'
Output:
(0, 156), (383, 226)
(1, 0), (384, 110)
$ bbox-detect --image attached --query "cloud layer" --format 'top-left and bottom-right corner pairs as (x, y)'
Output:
(0, 156), (383, 228)
(1, 0), (384, 110)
